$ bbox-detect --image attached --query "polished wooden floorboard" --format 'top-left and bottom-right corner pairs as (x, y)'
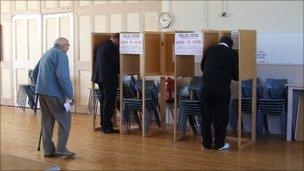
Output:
(1, 106), (303, 170)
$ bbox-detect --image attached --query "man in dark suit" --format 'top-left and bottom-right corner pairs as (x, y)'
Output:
(92, 33), (120, 134)
(200, 36), (238, 150)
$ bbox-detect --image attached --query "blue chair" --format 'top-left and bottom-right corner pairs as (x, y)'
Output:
(258, 79), (287, 137)
(122, 79), (161, 132)
(87, 75), (141, 130)
(16, 84), (38, 113)
(134, 80), (161, 127)
(178, 76), (203, 136)
(229, 79), (264, 136)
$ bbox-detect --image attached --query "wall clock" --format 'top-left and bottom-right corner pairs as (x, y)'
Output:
(158, 12), (172, 29)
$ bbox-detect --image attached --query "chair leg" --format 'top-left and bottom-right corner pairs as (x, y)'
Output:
(133, 111), (142, 130)
(187, 115), (197, 136)
(263, 114), (270, 135)
(169, 107), (174, 119)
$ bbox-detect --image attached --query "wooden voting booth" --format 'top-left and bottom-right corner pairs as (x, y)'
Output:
(91, 32), (118, 131)
(119, 32), (163, 137)
(162, 32), (199, 141)
(203, 29), (257, 149)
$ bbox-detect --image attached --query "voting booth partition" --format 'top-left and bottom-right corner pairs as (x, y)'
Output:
(203, 29), (257, 149)
(91, 30), (257, 150)
(162, 32), (200, 141)
(91, 33), (118, 131)
(119, 32), (163, 137)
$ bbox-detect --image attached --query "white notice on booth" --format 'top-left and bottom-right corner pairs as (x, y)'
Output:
(175, 32), (203, 56)
(120, 33), (143, 54)
(231, 30), (239, 50)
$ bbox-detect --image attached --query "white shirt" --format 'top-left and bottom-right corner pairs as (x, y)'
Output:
(218, 42), (229, 48)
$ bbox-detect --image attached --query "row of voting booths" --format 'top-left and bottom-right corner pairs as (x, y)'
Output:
(91, 29), (257, 150)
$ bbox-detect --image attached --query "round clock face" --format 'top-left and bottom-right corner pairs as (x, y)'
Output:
(158, 12), (172, 29)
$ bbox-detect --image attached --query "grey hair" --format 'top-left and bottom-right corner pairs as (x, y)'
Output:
(54, 37), (68, 49)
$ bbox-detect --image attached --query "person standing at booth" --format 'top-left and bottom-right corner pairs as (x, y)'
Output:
(200, 36), (238, 150)
(91, 33), (120, 134)
(33, 37), (76, 157)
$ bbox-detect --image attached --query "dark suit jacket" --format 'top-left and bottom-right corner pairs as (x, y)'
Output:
(201, 44), (238, 90)
(91, 40), (119, 85)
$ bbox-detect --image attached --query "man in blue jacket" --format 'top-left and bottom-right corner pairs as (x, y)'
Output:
(33, 37), (75, 157)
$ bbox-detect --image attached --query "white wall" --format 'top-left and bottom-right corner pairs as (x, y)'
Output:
(164, 1), (303, 64)
(166, 1), (303, 32)
(207, 1), (303, 32)
(164, 1), (303, 135)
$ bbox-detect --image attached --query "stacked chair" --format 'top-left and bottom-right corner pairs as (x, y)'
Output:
(258, 79), (287, 138)
(229, 78), (288, 138)
(229, 79), (264, 136)
(16, 70), (38, 113)
(123, 79), (161, 132)
(87, 75), (142, 131)
(178, 76), (203, 137)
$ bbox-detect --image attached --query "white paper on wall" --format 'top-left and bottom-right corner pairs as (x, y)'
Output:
(257, 49), (271, 63)
(231, 30), (239, 50)
(120, 33), (143, 54)
(175, 32), (203, 56)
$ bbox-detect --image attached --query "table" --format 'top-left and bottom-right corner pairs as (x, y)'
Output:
(286, 84), (304, 141)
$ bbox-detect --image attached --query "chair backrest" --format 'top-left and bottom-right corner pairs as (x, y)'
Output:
(231, 98), (252, 113)
(28, 70), (35, 85)
(135, 80), (155, 92)
(241, 78), (263, 99)
(259, 99), (286, 115)
(265, 79), (287, 99)
(177, 85), (190, 100)
(124, 98), (155, 112)
(180, 100), (201, 116)
(189, 76), (203, 100)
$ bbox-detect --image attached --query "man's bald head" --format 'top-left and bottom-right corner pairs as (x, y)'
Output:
(54, 37), (70, 53)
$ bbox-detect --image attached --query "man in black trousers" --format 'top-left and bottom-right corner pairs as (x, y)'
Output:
(92, 33), (120, 134)
(200, 36), (238, 150)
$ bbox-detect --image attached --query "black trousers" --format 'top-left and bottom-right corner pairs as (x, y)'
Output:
(98, 82), (117, 131)
(201, 88), (231, 149)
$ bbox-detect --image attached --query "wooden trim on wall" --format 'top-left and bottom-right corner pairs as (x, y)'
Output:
(0, 25), (2, 62)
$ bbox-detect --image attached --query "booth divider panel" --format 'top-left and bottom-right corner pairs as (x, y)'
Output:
(175, 55), (194, 77)
(203, 32), (219, 52)
(144, 33), (162, 75)
(220, 30), (231, 38)
(163, 33), (175, 75)
(238, 30), (257, 80)
(121, 54), (140, 75)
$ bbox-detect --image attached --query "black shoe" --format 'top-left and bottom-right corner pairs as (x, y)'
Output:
(103, 129), (120, 134)
(44, 153), (57, 158)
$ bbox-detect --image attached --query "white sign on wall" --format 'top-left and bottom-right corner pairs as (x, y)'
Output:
(257, 49), (271, 63)
(120, 33), (143, 54)
(175, 32), (203, 56)
(231, 30), (239, 50)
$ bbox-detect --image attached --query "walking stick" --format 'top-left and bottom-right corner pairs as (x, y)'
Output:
(37, 128), (42, 151)
(36, 94), (42, 151)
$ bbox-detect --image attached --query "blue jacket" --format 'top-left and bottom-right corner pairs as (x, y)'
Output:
(33, 47), (74, 99)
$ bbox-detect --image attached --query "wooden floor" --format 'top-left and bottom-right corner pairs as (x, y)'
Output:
(1, 106), (303, 170)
